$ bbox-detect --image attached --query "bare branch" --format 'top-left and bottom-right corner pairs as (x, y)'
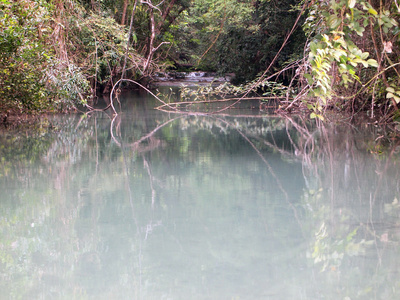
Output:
(153, 41), (170, 52)
(141, 0), (162, 13)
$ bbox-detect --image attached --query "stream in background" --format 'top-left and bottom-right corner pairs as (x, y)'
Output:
(1, 89), (400, 299)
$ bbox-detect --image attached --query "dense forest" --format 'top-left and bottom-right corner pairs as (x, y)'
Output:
(0, 0), (399, 122)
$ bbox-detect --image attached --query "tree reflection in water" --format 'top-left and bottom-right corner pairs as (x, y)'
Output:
(0, 96), (399, 299)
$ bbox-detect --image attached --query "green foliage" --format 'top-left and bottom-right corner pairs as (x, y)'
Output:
(177, 82), (246, 102)
(62, 9), (138, 93)
(386, 86), (400, 104)
(305, 188), (374, 272)
(170, 0), (305, 83)
(0, 0), (154, 114)
(2, 0), (399, 122)
(0, 0), (53, 113)
(303, 0), (400, 117)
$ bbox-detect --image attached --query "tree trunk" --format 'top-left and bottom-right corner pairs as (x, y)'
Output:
(121, 0), (129, 25)
(143, 6), (156, 73)
(90, 0), (97, 10)
(156, 0), (176, 34)
(54, 0), (68, 63)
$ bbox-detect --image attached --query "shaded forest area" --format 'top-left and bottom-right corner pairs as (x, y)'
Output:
(1, 0), (399, 123)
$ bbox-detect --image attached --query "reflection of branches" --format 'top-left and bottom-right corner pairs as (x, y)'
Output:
(214, 116), (305, 236)
(223, 117), (301, 160)
(95, 116), (99, 173)
(143, 155), (156, 208)
(372, 139), (400, 205)
(110, 114), (122, 147)
(132, 117), (180, 148)
(368, 139), (400, 265)
(155, 97), (274, 111)
(109, 109), (170, 297)
(109, 113), (178, 207)
(281, 115), (319, 189)
(199, 113), (318, 195)
(143, 220), (162, 240)
(109, 114), (179, 209)
(319, 122), (335, 206)
(110, 78), (182, 114)
(109, 112), (182, 212)
(110, 114), (182, 150)
(286, 117), (400, 274)
(157, 106), (278, 118)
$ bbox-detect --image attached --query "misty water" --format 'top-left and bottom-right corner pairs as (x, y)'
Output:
(1, 89), (400, 299)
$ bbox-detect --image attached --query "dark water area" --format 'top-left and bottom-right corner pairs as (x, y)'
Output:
(1, 89), (400, 299)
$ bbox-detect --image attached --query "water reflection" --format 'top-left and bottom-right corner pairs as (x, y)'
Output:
(0, 92), (400, 299)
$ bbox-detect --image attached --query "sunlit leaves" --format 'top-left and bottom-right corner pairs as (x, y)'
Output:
(348, 0), (356, 9)
(386, 87), (400, 104)
(303, 0), (399, 117)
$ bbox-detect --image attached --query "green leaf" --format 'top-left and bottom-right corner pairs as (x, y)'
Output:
(367, 59), (378, 67)
(368, 8), (378, 15)
(360, 52), (369, 60)
(346, 228), (358, 242)
(387, 86), (400, 104)
(304, 74), (314, 85)
(329, 16), (341, 29)
(310, 42), (318, 54)
(386, 87), (395, 93)
(387, 92), (394, 99)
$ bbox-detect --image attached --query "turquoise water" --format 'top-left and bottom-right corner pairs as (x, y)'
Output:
(1, 91), (400, 299)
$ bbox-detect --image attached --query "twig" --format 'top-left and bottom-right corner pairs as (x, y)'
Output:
(141, 0), (162, 13)
(110, 78), (183, 115)
(196, 0), (227, 66)
(209, 2), (308, 114)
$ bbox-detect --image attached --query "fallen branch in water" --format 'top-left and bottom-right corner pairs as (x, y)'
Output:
(155, 96), (284, 111)
(109, 78), (183, 114)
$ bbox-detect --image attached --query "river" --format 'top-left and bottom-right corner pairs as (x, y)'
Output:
(1, 88), (400, 299)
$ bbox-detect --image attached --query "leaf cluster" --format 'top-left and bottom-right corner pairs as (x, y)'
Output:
(302, 0), (400, 119)
(0, 0), (53, 113)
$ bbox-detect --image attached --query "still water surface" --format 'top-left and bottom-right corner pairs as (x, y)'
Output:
(1, 90), (400, 299)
